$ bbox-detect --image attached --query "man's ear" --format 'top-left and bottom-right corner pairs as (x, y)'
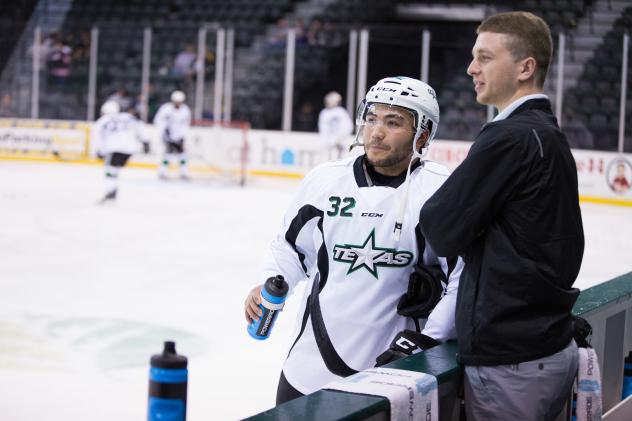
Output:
(517, 57), (537, 82)
(415, 129), (430, 153)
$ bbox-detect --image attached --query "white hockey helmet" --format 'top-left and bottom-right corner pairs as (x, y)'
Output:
(353, 76), (440, 157)
(171, 90), (186, 103)
(324, 91), (342, 108)
(100, 100), (120, 116)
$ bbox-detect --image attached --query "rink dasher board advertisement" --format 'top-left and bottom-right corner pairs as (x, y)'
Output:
(229, 128), (362, 176)
(0, 118), (90, 156)
(0, 118), (630, 206)
(572, 149), (632, 204)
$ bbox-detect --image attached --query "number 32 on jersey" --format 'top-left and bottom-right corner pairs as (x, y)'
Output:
(327, 196), (356, 217)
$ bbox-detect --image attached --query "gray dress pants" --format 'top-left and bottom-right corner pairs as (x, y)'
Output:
(464, 340), (578, 421)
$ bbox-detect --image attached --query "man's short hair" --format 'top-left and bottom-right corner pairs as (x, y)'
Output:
(477, 11), (552, 87)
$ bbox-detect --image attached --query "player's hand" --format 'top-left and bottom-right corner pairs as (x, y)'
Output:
(375, 330), (440, 367)
(142, 141), (151, 154)
(244, 284), (263, 323)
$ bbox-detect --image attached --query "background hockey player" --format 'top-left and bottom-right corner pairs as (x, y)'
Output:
(93, 100), (149, 203)
(154, 90), (192, 180)
(317, 91), (353, 159)
(244, 76), (463, 404)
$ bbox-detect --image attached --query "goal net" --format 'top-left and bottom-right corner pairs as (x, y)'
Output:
(188, 120), (250, 186)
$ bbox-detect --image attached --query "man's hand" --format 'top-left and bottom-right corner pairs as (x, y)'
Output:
(244, 284), (263, 323)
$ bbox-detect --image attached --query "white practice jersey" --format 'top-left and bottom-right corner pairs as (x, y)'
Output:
(92, 112), (146, 155)
(153, 102), (191, 142)
(317, 106), (353, 148)
(260, 155), (463, 394)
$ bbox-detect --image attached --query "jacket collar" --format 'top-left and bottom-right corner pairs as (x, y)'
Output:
(506, 97), (553, 118)
(493, 94), (549, 122)
(481, 98), (553, 132)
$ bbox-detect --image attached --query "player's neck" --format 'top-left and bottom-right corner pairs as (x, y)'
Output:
(365, 157), (419, 188)
(373, 159), (411, 177)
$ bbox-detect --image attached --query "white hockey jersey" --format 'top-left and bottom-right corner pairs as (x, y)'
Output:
(260, 155), (463, 394)
(153, 102), (191, 142)
(318, 106), (354, 148)
(92, 112), (146, 155)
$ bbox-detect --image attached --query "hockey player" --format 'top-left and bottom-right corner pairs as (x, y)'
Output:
(317, 91), (353, 159)
(244, 76), (463, 404)
(154, 90), (192, 180)
(93, 101), (149, 203)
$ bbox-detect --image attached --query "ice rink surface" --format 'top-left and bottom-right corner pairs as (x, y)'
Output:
(1, 160), (631, 420)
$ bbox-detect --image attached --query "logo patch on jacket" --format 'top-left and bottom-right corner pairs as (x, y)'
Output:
(333, 229), (412, 278)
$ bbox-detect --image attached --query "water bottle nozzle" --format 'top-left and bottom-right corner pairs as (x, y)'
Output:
(163, 341), (176, 355)
(272, 275), (285, 289)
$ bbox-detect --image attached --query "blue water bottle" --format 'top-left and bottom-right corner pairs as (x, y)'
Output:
(248, 275), (289, 340)
(148, 341), (188, 421)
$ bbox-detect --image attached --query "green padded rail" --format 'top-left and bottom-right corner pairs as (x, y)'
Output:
(245, 342), (460, 420)
(573, 272), (632, 316)
(246, 272), (632, 420)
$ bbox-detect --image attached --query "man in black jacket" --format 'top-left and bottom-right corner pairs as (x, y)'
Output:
(420, 12), (584, 420)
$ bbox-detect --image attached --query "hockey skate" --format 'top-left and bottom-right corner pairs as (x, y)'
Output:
(98, 190), (117, 204)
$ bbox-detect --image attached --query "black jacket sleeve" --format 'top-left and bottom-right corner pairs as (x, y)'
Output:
(420, 125), (524, 257)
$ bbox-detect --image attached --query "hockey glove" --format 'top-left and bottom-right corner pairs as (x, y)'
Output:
(375, 330), (440, 367)
(142, 141), (151, 154)
(397, 264), (447, 319)
(572, 315), (593, 348)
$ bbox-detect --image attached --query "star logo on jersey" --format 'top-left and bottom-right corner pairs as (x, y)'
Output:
(332, 229), (413, 279)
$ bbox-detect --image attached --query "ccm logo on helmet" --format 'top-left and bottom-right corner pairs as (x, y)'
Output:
(375, 87), (397, 92)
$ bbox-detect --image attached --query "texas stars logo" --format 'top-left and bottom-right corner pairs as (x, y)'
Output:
(332, 229), (413, 279)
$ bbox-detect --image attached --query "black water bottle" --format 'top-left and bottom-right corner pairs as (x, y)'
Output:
(147, 341), (188, 421)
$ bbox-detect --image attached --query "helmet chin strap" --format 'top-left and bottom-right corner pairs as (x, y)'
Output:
(348, 130), (364, 151)
(393, 129), (430, 244)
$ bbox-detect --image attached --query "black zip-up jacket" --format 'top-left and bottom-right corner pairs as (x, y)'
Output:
(420, 98), (584, 365)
